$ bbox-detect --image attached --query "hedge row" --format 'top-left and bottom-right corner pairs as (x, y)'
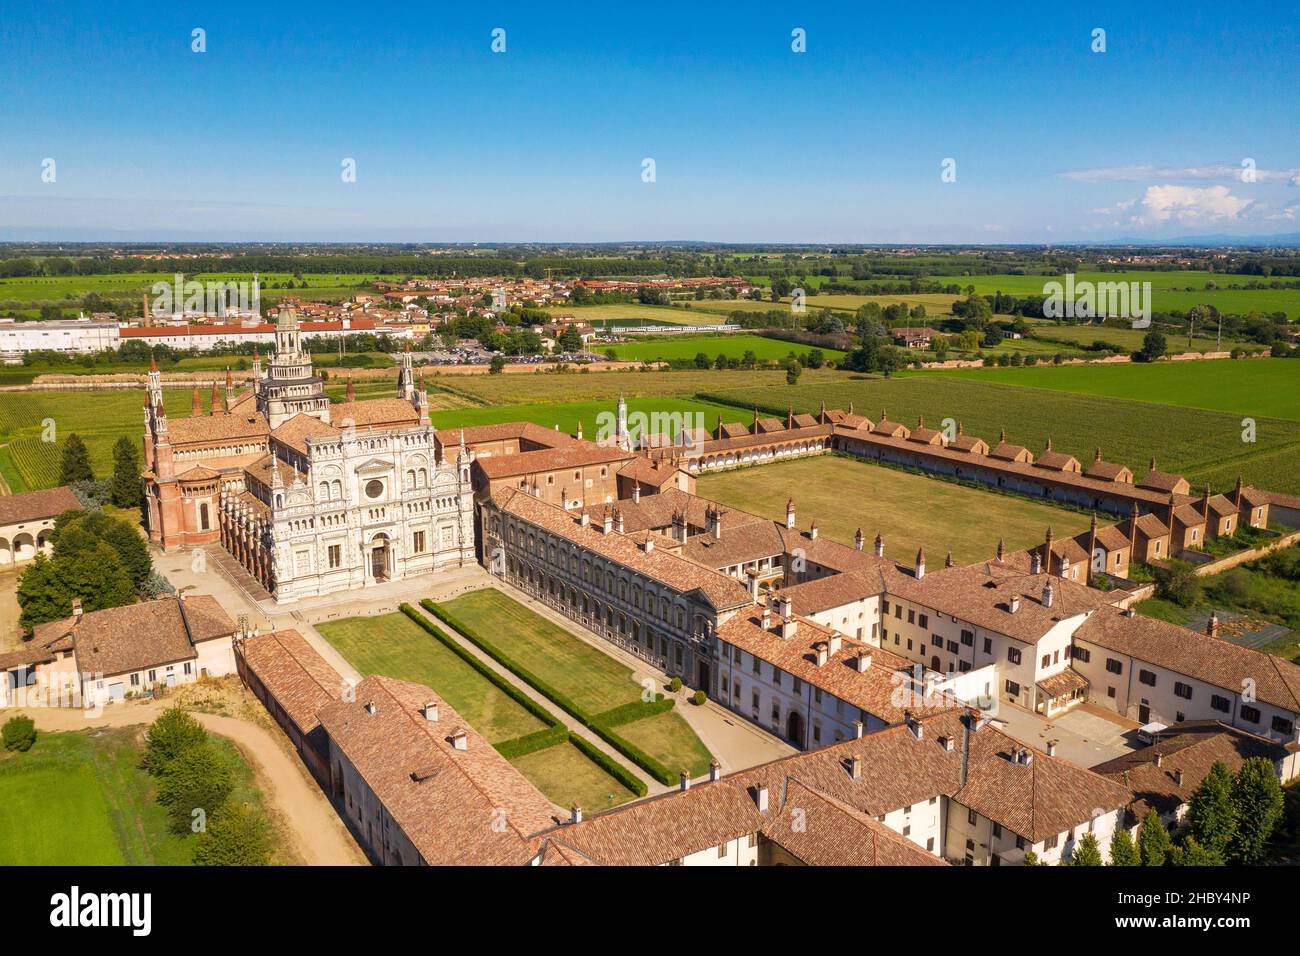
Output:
(494, 725), (569, 759)
(567, 732), (648, 798)
(423, 598), (678, 786)
(398, 603), (559, 729)
(591, 696), (674, 729)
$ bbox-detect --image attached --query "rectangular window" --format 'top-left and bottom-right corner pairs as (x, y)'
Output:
(1272, 716), (1294, 735)
(1210, 694), (1230, 713)
(1138, 669), (1157, 687)
(907, 610), (915, 625)
(1241, 705), (1261, 724)
(1106, 658), (1123, 675)
(960, 629), (974, 646)
(1045, 834), (1059, 850)
(918, 614), (928, 629)
(1041, 654), (1051, 669)
(1073, 646), (1090, 664)
(1007, 648), (1021, 665)
(328, 544), (341, 569)
(413, 531), (426, 554)
(1174, 682), (1192, 700)
(982, 637), (992, 654)
(1005, 680), (1020, 697)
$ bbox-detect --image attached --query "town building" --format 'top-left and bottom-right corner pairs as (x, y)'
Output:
(0, 485), (81, 567)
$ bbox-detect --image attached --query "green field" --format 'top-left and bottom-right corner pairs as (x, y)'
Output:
(0, 272), (385, 311)
(930, 358), (1300, 421)
(543, 303), (725, 326)
(436, 589), (713, 777)
(927, 271), (1300, 319)
(0, 387), (217, 492)
(509, 742), (638, 812)
(603, 333), (844, 364)
(699, 455), (1093, 566)
(0, 726), (264, 865)
(427, 395), (742, 439)
(698, 374), (1300, 496)
(316, 613), (548, 742)
(1022, 318), (1253, 354)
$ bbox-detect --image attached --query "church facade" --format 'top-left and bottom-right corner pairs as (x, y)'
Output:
(141, 308), (474, 604)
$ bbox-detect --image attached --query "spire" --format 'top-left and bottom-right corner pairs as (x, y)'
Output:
(996, 537), (1005, 562)
(1094, 447), (1102, 462)
(945, 551), (954, 568)
(999, 427), (1006, 443)
(346, 376), (356, 402)
(191, 386), (201, 416)
(1045, 435), (1053, 451)
(150, 352), (158, 373)
(210, 380), (221, 415)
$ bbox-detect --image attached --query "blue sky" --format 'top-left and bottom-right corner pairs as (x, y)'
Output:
(2, 1), (1297, 242)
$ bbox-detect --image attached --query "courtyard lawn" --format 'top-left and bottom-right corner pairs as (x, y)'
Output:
(697, 374), (1300, 497)
(698, 455), (1093, 566)
(436, 589), (641, 714)
(316, 612), (547, 743)
(614, 711), (714, 779)
(508, 741), (637, 812)
(930, 358), (1300, 422)
(0, 726), (261, 866)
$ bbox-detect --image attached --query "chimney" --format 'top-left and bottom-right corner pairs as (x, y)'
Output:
(570, 804), (583, 824)
(1046, 740), (1057, 757)
(780, 616), (798, 640)
(1009, 594), (1021, 614)
(1202, 484), (1211, 522)
(712, 509), (721, 540)
(641, 537), (655, 554)
(855, 528), (864, 551)
(632, 483), (641, 503)
(709, 760), (722, 783)
(1154, 752), (1163, 768)
(422, 700), (439, 721)
(1174, 769), (1185, 787)
(827, 634), (842, 656)
(874, 533), (884, 558)
(905, 711), (923, 741)
(996, 538), (1005, 562)
(71, 598), (83, 620)
(856, 653), (871, 673)
(852, 719), (864, 739)
(1207, 612), (1220, 639)
(761, 605), (772, 629)
(602, 508), (613, 535)
(579, 512), (590, 528)
(945, 551), (954, 569)
(754, 785), (770, 813)
(814, 643), (829, 667)
(450, 730), (469, 751)
(850, 755), (863, 780)
(1043, 527), (1054, 574)
(1042, 580), (1055, 608)
(615, 509), (625, 534)
(785, 498), (796, 529)
(939, 735), (955, 752)
(1124, 605), (1137, 618)
(1030, 550), (1043, 575)
(679, 770), (691, 792)
(747, 572), (759, 602)
(364, 700), (377, 715)
(809, 520), (818, 541)
(915, 548), (926, 580)
(1021, 749), (1034, 766)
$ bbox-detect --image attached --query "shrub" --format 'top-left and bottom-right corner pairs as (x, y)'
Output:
(142, 708), (208, 775)
(156, 743), (235, 834)
(1155, 560), (1202, 607)
(494, 725), (569, 759)
(2, 716), (36, 753)
(669, 677), (682, 693)
(591, 697), (673, 728)
(692, 690), (707, 706)
(567, 733), (647, 797)
(192, 802), (273, 866)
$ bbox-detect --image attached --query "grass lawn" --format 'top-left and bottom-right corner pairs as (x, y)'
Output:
(603, 333), (844, 364)
(930, 358), (1300, 422)
(0, 726), (263, 865)
(437, 589), (641, 714)
(316, 613), (547, 743)
(698, 374), (1300, 496)
(615, 711), (714, 779)
(542, 304), (723, 326)
(508, 742), (637, 812)
(435, 589), (716, 775)
(699, 455), (1093, 566)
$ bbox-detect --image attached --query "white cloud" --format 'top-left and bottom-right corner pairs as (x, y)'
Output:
(1132, 184), (1253, 226)
(1060, 163), (1298, 184)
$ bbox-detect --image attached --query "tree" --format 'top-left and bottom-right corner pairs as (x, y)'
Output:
(142, 709), (209, 775)
(488, 354), (506, 375)
(1108, 827), (1139, 866)
(693, 352), (710, 369)
(110, 435), (143, 509)
(1022, 850), (1042, 866)
(785, 360), (802, 385)
(1069, 832), (1103, 866)
(1169, 834), (1222, 866)
(558, 327), (583, 352)
(1230, 756), (1284, 864)
(1187, 761), (1237, 856)
(1137, 808), (1172, 866)
(1139, 331), (1168, 362)
(806, 349), (825, 370)
(156, 743), (234, 834)
(52, 510), (151, 588)
(2, 716), (37, 753)
(58, 433), (94, 485)
(1154, 559), (1201, 607)
(192, 802), (273, 866)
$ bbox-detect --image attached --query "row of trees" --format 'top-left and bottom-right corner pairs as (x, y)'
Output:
(1043, 756), (1285, 866)
(142, 709), (273, 865)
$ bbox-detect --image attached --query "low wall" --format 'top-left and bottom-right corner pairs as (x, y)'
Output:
(1193, 529), (1300, 577)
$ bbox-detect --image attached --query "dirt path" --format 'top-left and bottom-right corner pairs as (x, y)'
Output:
(13, 701), (366, 866)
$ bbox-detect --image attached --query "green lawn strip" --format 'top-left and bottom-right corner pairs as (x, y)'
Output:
(319, 610), (548, 743)
(612, 711), (715, 780)
(424, 595), (699, 786)
(509, 740), (640, 810)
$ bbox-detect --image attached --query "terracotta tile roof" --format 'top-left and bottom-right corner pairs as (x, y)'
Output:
(476, 443), (634, 480)
(759, 780), (948, 865)
(493, 488), (751, 609)
(331, 398), (420, 429)
(681, 522), (786, 570)
(990, 441), (1033, 463)
(1076, 606), (1300, 713)
(716, 607), (956, 725)
(886, 561), (1112, 644)
(717, 421), (750, 440)
(1092, 720), (1289, 818)
(270, 413), (339, 455)
(1086, 459), (1132, 482)
(317, 675), (557, 865)
(238, 629), (342, 735)
(0, 486), (82, 526)
(872, 418), (909, 438)
(32, 595), (234, 678)
(617, 457), (684, 487)
(1090, 524), (1132, 553)
(1036, 667), (1089, 698)
(780, 569), (890, 615)
(166, 408), (269, 445)
(1139, 468), (1189, 494)
(1035, 451), (1081, 472)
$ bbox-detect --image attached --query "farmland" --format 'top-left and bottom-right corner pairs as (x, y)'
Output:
(1022, 318), (1253, 354)
(601, 333), (844, 364)
(925, 271), (1300, 319)
(930, 358), (1300, 421)
(542, 303), (724, 326)
(427, 396), (742, 438)
(697, 374), (1300, 496)
(699, 455), (1093, 566)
